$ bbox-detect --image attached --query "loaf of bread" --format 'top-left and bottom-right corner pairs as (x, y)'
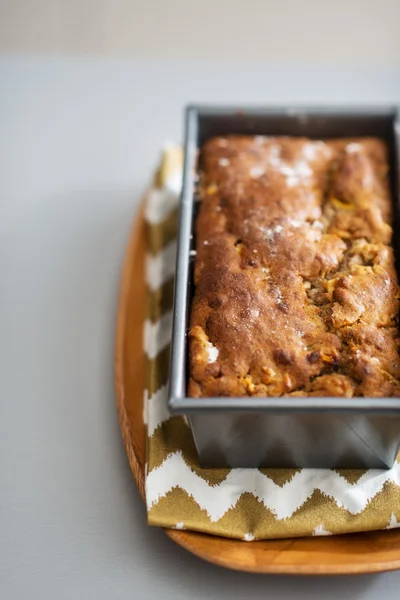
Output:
(188, 135), (400, 397)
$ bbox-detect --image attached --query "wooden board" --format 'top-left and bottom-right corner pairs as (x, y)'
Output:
(115, 199), (400, 574)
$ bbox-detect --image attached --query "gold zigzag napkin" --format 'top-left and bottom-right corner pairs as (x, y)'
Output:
(144, 146), (400, 540)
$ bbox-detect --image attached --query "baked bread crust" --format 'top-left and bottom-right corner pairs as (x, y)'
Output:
(188, 136), (400, 398)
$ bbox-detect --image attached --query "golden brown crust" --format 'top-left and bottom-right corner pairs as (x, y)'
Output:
(188, 136), (400, 398)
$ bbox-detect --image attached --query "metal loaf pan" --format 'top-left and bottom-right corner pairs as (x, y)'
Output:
(169, 105), (400, 469)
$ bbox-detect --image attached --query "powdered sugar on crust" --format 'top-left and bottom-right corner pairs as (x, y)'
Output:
(346, 143), (362, 154)
(205, 341), (219, 363)
(249, 165), (266, 179)
(264, 224), (284, 240)
(345, 143), (373, 189)
(267, 144), (313, 187)
(302, 141), (332, 161)
(248, 141), (331, 189)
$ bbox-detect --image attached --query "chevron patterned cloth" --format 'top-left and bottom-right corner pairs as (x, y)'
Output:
(144, 146), (400, 540)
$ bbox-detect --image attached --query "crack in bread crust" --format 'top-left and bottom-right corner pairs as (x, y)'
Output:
(188, 136), (400, 398)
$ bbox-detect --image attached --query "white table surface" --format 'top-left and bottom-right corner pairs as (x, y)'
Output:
(2, 56), (400, 599)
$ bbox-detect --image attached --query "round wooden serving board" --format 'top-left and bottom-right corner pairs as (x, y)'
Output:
(115, 199), (400, 575)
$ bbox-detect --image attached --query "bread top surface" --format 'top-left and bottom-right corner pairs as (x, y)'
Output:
(188, 136), (400, 398)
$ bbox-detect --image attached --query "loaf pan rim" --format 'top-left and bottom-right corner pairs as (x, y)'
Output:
(168, 103), (400, 415)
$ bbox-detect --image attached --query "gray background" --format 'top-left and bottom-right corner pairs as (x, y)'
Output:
(1, 0), (399, 64)
(2, 57), (400, 598)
